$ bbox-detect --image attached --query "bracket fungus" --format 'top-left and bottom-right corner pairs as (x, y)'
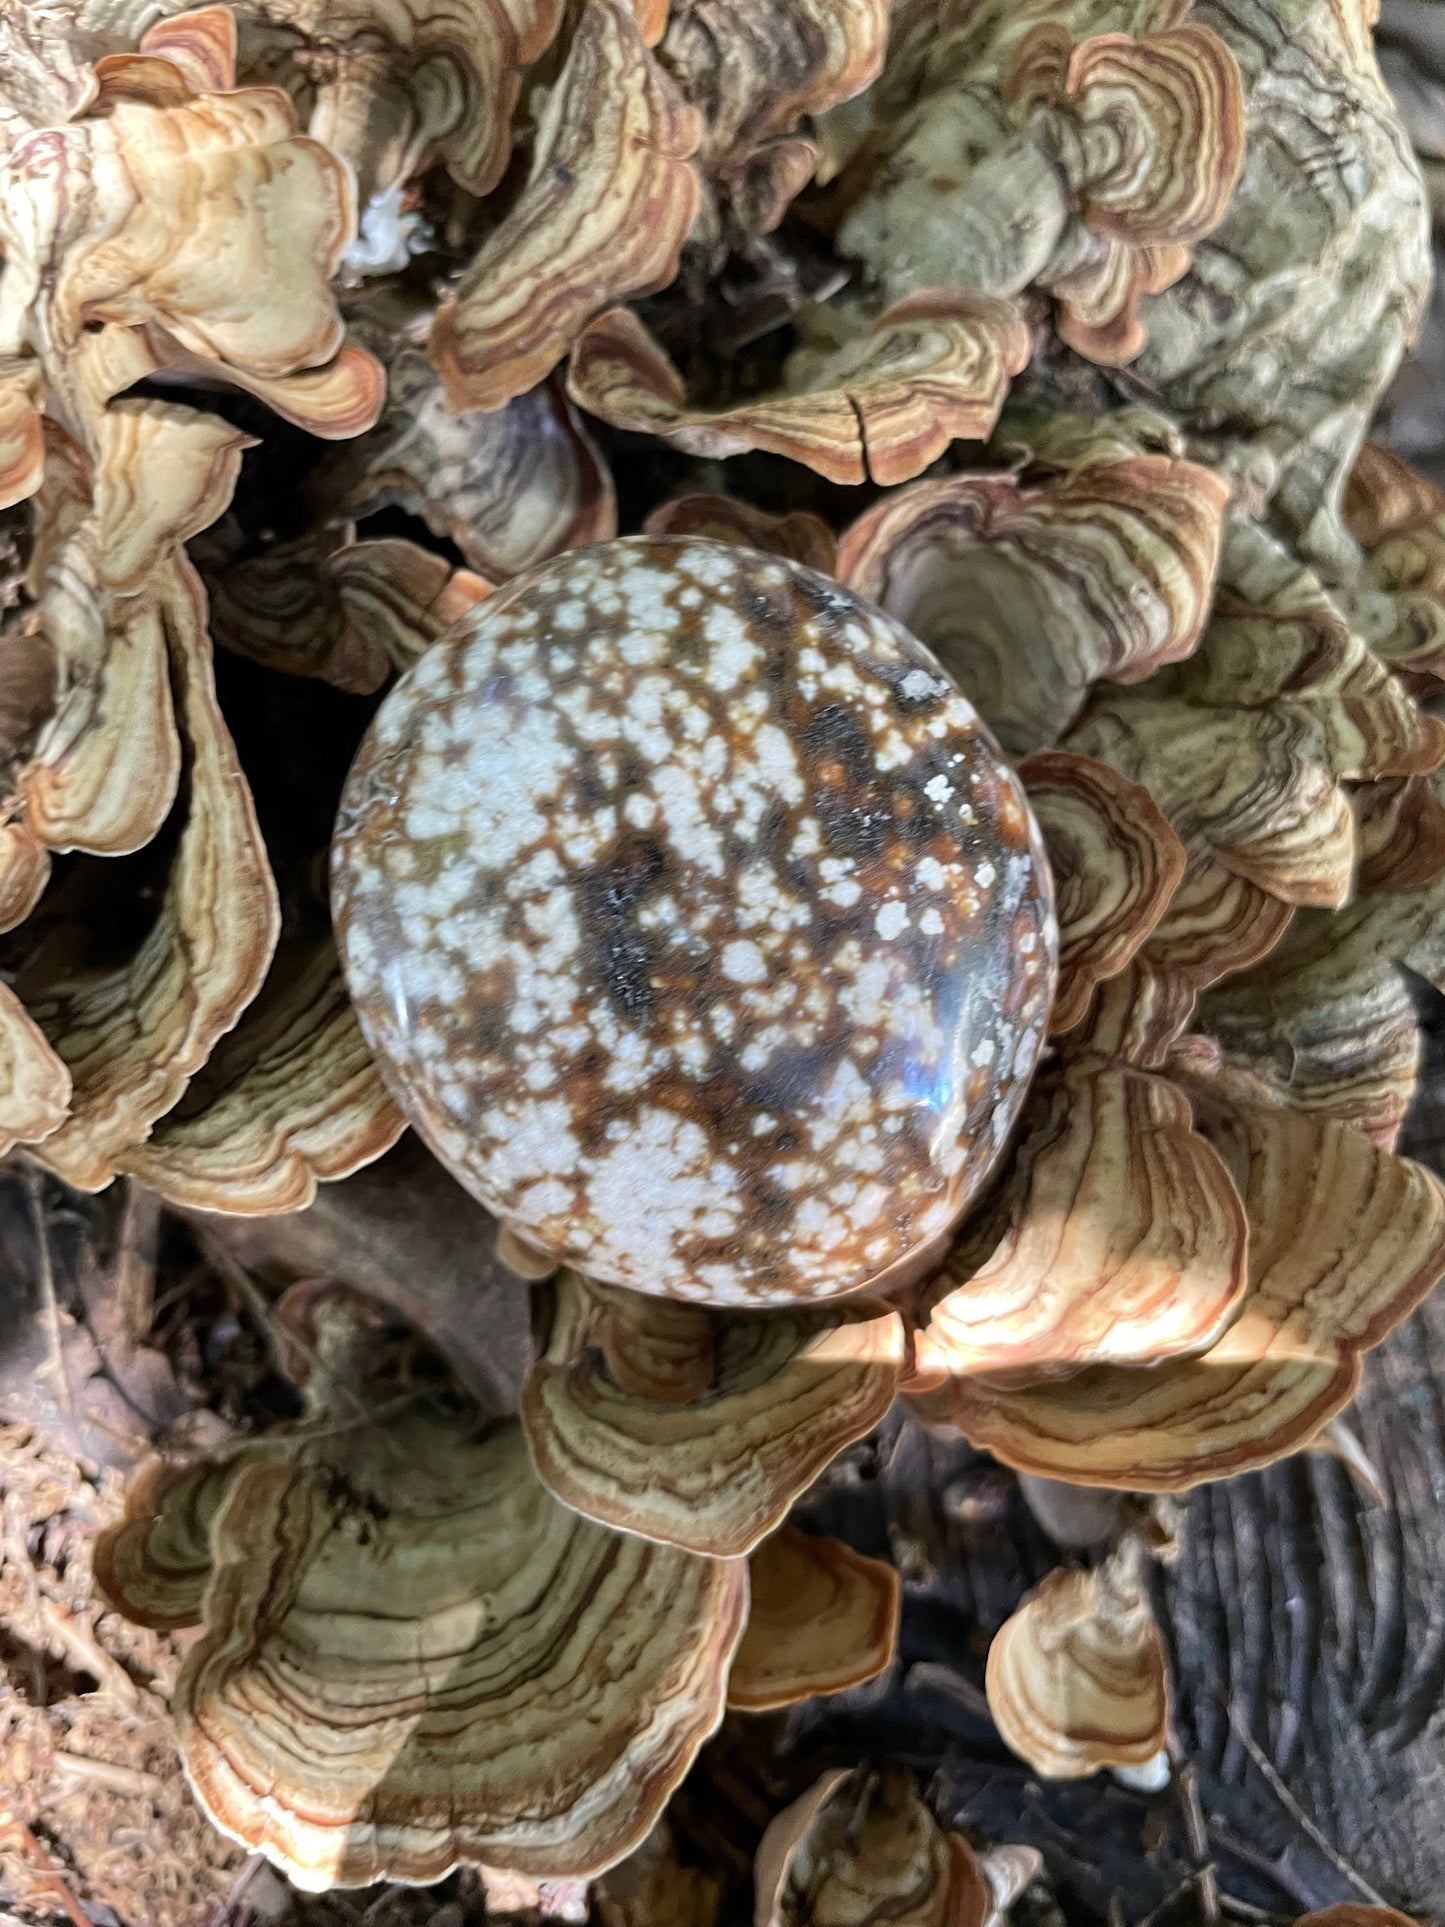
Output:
(1016, 750), (1186, 1034)
(430, 0), (703, 413)
(333, 535), (1057, 1306)
(984, 1541), (1170, 1782)
(754, 1769), (1040, 1927)
(0, 2), (387, 1193)
(728, 1525), (900, 1712)
(836, 13), (1244, 364)
(16, 0), (1445, 1906)
(910, 1054), (1248, 1389)
(567, 294), (1030, 488)
(932, 1099), (1445, 1489)
(311, 334), (618, 584)
(1200, 779), (1445, 1146)
(834, 428), (1229, 755)
(522, 1271), (904, 1554)
(95, 1328), (749, 1889)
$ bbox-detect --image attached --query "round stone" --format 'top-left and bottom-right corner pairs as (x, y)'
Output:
(332, 536), (1057, 1307)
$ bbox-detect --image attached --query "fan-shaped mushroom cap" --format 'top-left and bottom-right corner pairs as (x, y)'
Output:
(935, 1101), (1445, 1489)
(1001, 22), (1245, 363)
(911, 1055), (1247, 1389)
(1068, 599), (1443, 917)
(0, 364), (44, 509)
(1344, 442), (1445, 682)
(431, 0), (702, 413)
(115, 929), (405, 1213)
(334, 535), (1057, 1307)
(0, 980), (70, 1155)
(985, 1544), (1169, 1780)
(522, 1272), (904, 1554)
(1355, 775), (1445, 896)
(662, 0), (887, 174)
(0, 0), (383, 855)
(755, 1768), (1039, 1927)
(836, 440), (1228, 755)
(728, 1526), (900, 1711)
(1201, 835), (1445, 1148)
(659, 0), (888, 238)
(1018, 751), (1186, 1034)
(644, 495), (837, 576)
(837, 17), (1243, 368)
(313, 342), (617, 584)
(265, 0), (566, 204)
(0, 5), (386, 1176)
(20, 556), (281, 1191)
(567, 295), (1029, 488)
(1067, 856), (1295, 1072)
(92, 1453), (236, 1632)
(98, 1396), (749, 1890)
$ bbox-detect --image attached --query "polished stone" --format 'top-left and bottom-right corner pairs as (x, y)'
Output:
(332, 536), (1057, 1306)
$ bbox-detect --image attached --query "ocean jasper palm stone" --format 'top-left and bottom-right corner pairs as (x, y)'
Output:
(332, 536), (1057, 1307)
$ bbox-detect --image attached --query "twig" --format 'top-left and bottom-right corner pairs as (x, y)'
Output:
(0, 1799), (91, 1927)
(35, 1596), (140, 1711)
(50, 1753), (165, 1800)
(1131, 1870), (1198, 1927)
(1216, 1895), (1286, 1923)
(25, 1168), (71, 1419)
(111, 1181), (160, 1350)
(1223, 1701), (1390, 1907)
(1175, 1762), (1221, 1927)
(206, 1852), (264, 1926)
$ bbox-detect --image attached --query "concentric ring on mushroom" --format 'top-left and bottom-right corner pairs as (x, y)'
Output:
(331, 534), (1058, 1306)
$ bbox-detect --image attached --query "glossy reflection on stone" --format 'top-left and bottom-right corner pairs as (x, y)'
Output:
(332, 536), (1056, 1306)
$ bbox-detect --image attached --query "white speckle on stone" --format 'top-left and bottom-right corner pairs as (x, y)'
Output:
(720, 939), (769, 984)
(874, 901), (909, 940)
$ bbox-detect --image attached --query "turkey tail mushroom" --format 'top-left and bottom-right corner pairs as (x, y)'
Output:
(984, 1540), (1169, 1782)
(522, 1273), (904, 1556)
(96, 1306), (749, 1891)
(727, 1525), (900, 1711)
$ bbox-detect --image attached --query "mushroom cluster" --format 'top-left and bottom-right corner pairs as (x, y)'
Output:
(1, 0), (1438, 1911)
